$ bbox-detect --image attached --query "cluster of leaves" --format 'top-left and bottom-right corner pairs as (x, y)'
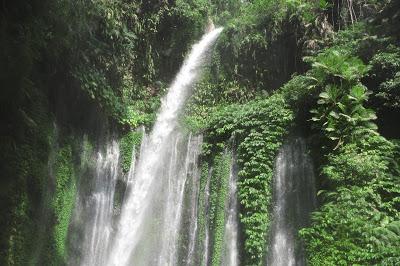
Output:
(5, 192), (31, 266)
(327, 0), (390, 30)
(0, 88), (55, 264)
(203, 94), (293, 265)
(282, 5), (400, 264)
(210, 0), (316, 92)
(369, 46), (400, 110)
(308, 49), (377, 148)
(52, 146), (76, 261)
(308, 8), (400, 138)
(190, 2), (400, 265)
(119, 130), (143, 173)
(210, 153), (231, 266)
(66, 0), (212, 128)
(195, 151), (231, 266)
(185, 77), (258, 131)
(300, 135), (400, 265)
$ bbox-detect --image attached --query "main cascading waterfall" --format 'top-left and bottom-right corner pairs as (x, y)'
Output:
(267, 138), (317, 266)
(106, 27), (223, 266)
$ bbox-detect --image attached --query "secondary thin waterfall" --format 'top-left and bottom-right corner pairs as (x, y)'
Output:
(185, 144), (202, 266)
(107, 27), (223, 266)
(69, 140), (120, 266)
(201, 167), (213, 266)
(267, 138), (317, 266)
(221, 152), (239, 266)
(156, 134), (202, 266)
(83, 142), (119, 266)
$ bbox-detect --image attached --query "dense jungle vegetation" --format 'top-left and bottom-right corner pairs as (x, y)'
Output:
(0, 0), (399, 265)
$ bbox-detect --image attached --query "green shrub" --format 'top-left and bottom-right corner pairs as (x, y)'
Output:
(203, 93), (293, 265)
(301, 134), (400, 265)
(53, 146), (76, 260)
(119, 130), (143, 173)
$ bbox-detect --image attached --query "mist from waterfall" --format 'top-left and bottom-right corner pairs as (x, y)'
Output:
(267, 138), (317, 266)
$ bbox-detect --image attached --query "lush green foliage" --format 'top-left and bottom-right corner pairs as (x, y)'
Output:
(202, 94), (294, 265)
(192, 3), (399, 265)
(308, 49), (377, 147)
(53, 146), (76, 260)
(119, 130), (143, 173)
(0, 0), (212, 263)
(209, 0), (313, 93)
(66, 0), (212, 128)
(369, 46), (400, 110)
(210, 153), (231, 266)
(191, 4), (399, 264)
(281, 4), (400, 264)
(196, 151), (231, 266)
(300, 135), (400, 265)
(5, 192), (30, 265)
(1, 0), (399, 265)
(0, 87), (54, 265)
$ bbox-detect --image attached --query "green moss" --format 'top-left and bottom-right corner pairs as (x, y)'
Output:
(197, 151), (232, 266)
(120, 131), (143, 173)
(6, 191), (30, 266)
(53, 146), (76, 260)
(0, 85), (55, 265)
(80, 136), (94, 169)
(210, 152), (231, 266)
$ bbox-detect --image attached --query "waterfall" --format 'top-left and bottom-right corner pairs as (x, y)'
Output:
(70, 140), (120, 266)
(106, 27), (223, 266)
(199, 150), (239, 266)
(156, 134), (202, 266)
(267, 138), (317, 266)
(201, 167), (213, 266)
(185, 142), (202, 266)
(67, 27), (222, 266)
(82, 141), (119, 266)
(221, 152), (240, 266)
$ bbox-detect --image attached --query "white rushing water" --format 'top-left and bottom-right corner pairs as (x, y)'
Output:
(71, 140), (120, 266)
(156, 134), (202, 266)
(185, 144), (202, 266)
(106, 27), (223, 266)
(221, 152), (240, 266)
(201, 167), (213, 266)
(267, 138), (317, 266)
